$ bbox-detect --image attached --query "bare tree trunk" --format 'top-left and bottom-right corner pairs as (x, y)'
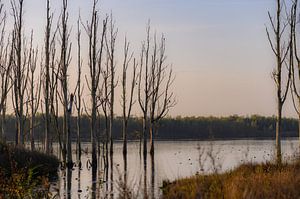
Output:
(105, 15), (117, 156)
(84, 0), (107, 168)
(0, 2), (10, 142)
(75, 18), (82, 163)
(276, 103), (282, 162)
(122, 119), (127, 154)
(289, 0), (300, 150)
(138, 24), (151, 159)
(49, 35), (60, 157)
(1, 104), (6, 141)
(77, 111), (81, 161)
(103, 101), (109, 168)
(267, 0), (291, 164)
(30, 109), (34, 150)
(44, 0), (52, 154)
(11, 0), (29, 147)
(28, 34), (40, 151)
(67, 94), (74, 168)
(142, 115), (148, 157)
(121, 38), (137, 156)
(16, 1), (24, 146)
(58, 0), (72, 166)
(101, 63), (110, 168)
(149, 123), (154, 155)
(110, 88), (114, 157)
(91, 89), (97, 167)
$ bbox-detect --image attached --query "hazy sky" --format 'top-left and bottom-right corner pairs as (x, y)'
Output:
(6, 0), (296, 117)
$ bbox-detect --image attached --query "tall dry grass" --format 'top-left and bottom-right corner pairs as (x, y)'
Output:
(162, 160), (300, 199)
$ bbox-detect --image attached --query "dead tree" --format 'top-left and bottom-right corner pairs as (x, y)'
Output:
(58, 0), (72, 166)
(138, 24), (152, 157)
(11, 0), (30, 146)
(75, 18), (83, 163)
(289, 0), (300, 147)
(121, 37), (137, 156)
(44, 0), (54, 154)
(43, 11), (59, 155)
(83, 0), (107, 168)
(101, 57), (110, 168)
(28, 32), (41, 151)
(266, 0), (291, 164)
(149, 34), (176, 156)
(49, 38), (60, 157)
(0, 2), (11, 141)
(105, 14), (117, 156)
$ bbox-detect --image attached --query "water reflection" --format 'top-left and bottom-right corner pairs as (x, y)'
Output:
(51, 139), (299, 198)
(67, 169), (72, 199)
(143, 154), (147, 199)
(151, 154), (155, 199)
(77, 166), (81, 199)
(110, 154), (114, 199)
(92, 165), (96, 199)
(123, 153), (128, 198)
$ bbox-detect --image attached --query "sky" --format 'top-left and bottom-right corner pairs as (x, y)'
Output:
(4, 0), (296, 117)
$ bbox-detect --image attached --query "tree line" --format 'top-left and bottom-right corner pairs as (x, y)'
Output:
(1, 114), (298, 142)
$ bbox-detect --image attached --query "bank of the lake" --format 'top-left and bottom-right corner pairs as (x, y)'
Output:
(162, 160), (300, 199)
(0, 142), (59, 198)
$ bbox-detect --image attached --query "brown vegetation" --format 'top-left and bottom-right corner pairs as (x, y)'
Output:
(162, 160), (300, 199)
(0, 142), (59, 198)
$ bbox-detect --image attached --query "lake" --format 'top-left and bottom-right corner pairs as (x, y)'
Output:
(50, 139), (300, 198)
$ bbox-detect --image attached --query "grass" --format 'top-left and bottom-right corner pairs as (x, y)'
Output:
(0, 142), (59, 198)
(162, 160), (300, 199)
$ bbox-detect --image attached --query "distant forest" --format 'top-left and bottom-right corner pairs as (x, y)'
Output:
(3, 115), (298, 142)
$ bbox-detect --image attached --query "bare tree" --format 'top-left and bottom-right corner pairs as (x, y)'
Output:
(266, 0), (291, 164)
(44, 0), (54, 154)
(0, 1), (11, 141)
(28, 32), (41, 151)
(43, 11), (59, 155)
(83, 0), (107, 168)
(49, 37), (60, 157)
(105, 14), (117, 156)
(11, 0), (30, 146)
(149, 34), (176, 155)
(58, 0), (73, 166)
(101, 56), (110, 168)
(121, 37), (137, 156)
(75, 17), (83, 163)
(289, 0), (300, 147)
(138, 24), (152, 157)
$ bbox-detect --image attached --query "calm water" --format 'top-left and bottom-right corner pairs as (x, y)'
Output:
(50, 139), (300, 198)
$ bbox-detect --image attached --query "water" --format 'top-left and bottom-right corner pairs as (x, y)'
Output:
(50, 139), (299, 198)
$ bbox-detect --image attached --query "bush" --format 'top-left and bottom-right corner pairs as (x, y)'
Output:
(0, 142), (59, 179)
(0, 166), (52, 198)
(0, 142), (59, 198)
